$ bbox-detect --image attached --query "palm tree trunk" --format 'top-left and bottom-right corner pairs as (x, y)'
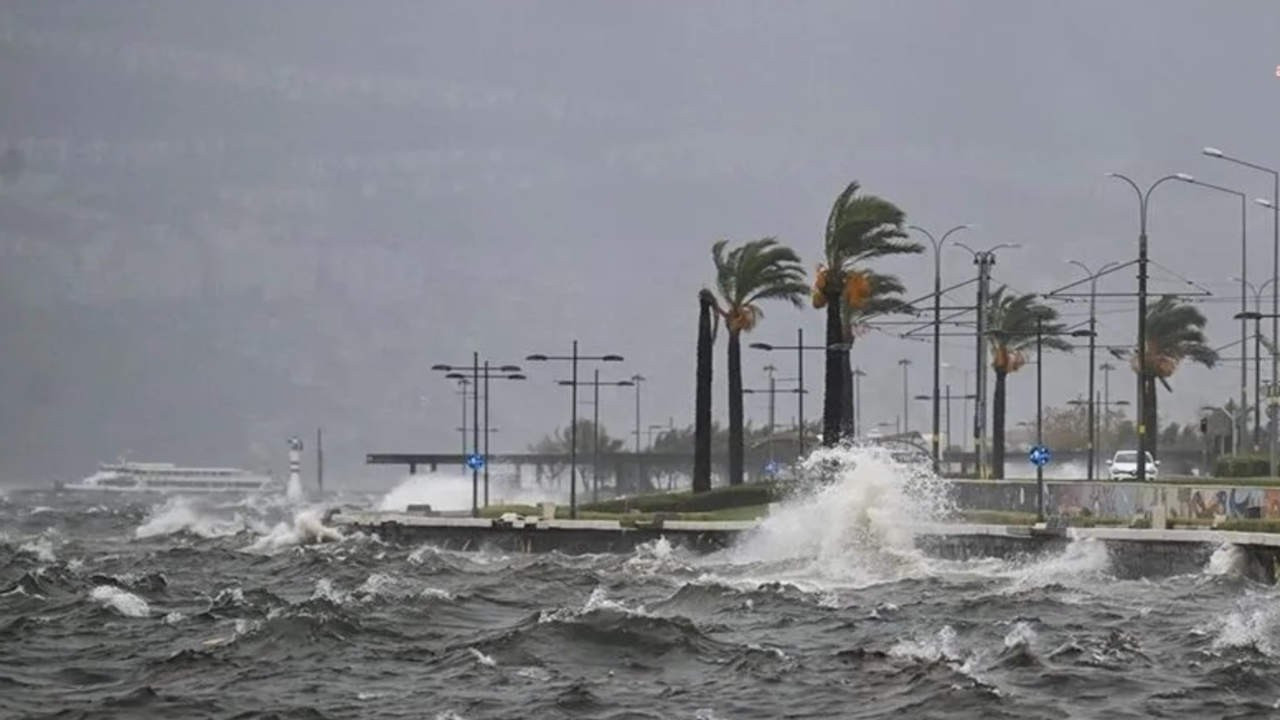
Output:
(1144, 374), (1159, 459)
(727, 328), (744, 486)
(693, 291), (714, 493)
(992, 368), (1007, 480)
(822, 284), (844, 446)
(841, 331), (855, 438)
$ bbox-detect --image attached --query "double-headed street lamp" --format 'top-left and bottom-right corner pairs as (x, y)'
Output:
(559, 370), (634, 504)
(526, 342), (624, 518)
(744, 383), (807, 468)
(1234, 276), (1278, 444)
(1065, 259), (1121, 480)
(432, 356), (525, 516)
(1067, 396), (1130, 478)
(1235, 308), (1280, 476)
(1106, 172), (1190, 482)
(909, 223), (971, 472)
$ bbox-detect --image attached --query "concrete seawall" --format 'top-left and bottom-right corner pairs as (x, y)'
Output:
(328, 511), (1280, 584)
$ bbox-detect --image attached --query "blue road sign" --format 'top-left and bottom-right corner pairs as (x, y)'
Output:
(764, 460), (780, 476)
(466, 453), (485, 470)
(1028, 445), (1052, 467)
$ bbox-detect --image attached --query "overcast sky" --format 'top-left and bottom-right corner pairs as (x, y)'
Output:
(3, 1), (1280, 483)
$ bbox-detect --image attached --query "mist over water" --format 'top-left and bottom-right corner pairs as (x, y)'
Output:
(3, 447), (1280, 718)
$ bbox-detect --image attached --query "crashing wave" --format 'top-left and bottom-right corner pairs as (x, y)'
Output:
(90, 585), (150, 618)
(243, 508), (342, 554)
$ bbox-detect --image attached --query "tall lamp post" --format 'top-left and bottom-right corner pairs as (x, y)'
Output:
(432, 357), (525, 516)
(744, 384), (807, 470)
(629, 374), (646, 454)
(909, 223), (970, 471)
(1254, 197), (1280, 474)
(915, 387), (976, 472)
(1204, 148), (1279, 467)
(1066, 260), (1120, 480)
(1106, 172), (1189, 482)
(558, 371), (634, 504)
(1178, 173), (1249, 448)
(526, 342), (624, 518)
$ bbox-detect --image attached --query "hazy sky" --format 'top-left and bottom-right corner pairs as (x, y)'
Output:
(3, 1), (1280, 483)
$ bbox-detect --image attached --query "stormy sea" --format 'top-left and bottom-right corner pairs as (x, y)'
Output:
(3, 448), (1279, 719)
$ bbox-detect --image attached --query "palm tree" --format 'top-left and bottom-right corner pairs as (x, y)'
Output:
(693, 289), (716, 493)
(986, 287), (1072, 479)
(710, 238), (807, 485)
(814, 182), (918, 445)
(1127, 295), (1217, 457)
(841, 271), (915, 435)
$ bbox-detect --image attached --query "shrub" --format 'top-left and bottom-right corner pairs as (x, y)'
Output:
(1214, 454), (1271, 478)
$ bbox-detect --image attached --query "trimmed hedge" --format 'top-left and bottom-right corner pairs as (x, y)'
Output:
(581, 482), (781, 514)
(1214, 454), (1272, 478)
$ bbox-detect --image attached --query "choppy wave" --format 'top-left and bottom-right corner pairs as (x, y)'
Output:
(4, 449), (1280, 718)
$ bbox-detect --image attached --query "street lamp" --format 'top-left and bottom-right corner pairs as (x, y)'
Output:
(526, 341), (624, 518)
(1066, 259), (1121, 480)
(1204, 148), (1279, 469)
(1106, 172), (1190, 482)
(1178, 173), (1250, 448)
(915, 387), (975, 473)
(1233, 276), (1278, 444)
(909, 223), (971, 471)
(436, 359), (525, 515)
(629, 374), (646, 455)
(558, 371), (634, 504)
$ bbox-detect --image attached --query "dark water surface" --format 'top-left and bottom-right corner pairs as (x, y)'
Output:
(3, 475), (1280, 719)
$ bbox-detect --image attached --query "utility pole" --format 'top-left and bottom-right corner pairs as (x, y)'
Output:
(316, 427), (324, 496)
(898, 358), (912, 434)
(973, 251), (996, 478)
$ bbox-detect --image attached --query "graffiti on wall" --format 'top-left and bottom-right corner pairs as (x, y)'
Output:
(955, 481), (1278, 519)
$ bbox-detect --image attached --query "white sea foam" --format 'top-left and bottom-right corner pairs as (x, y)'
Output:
(1004, 539), (1111, 592)
(539, 586), (646, 623)
(243, 508), (342, 554)
(1207, 543), (1248, 577)
(722, 445), (951, 586)
(1003, 621), (1037, 649)
(19, 536), (57, 563)
(135, 498), (248, 540)
(890, 625), (963, 663)
(90, 585), (149, 617)
(377, 471), (564, 512)
(468, 647), (497, 667)
(1213, 593), (1280, 655)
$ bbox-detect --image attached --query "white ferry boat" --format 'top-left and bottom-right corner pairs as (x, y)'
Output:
(61, 462), (276, 494)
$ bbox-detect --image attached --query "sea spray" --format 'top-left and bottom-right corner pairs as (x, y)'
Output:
(135, 497), (248, 540)
(377, 471), (568, 512)
(245, 507), (342, 554)
(723, 444), (953, 585)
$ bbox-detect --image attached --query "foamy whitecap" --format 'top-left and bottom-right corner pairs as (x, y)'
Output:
(890, 625), (962, 663)
(539, 586), (647, 623)
(468, 647), (497, 667)
(1004, 539), (1111, 592)
(1213, 593), (1280, 655)
(135, 498), (247, 540)
(1003, 621), (1037, 648)
(19, 537), (57, 563)
(90, 585), (149, 618)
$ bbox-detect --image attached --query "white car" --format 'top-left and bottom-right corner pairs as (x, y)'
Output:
(1107, 450), (1158, 481)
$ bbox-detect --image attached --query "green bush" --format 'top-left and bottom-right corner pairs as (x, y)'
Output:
(1214, 454), (1272, 478)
